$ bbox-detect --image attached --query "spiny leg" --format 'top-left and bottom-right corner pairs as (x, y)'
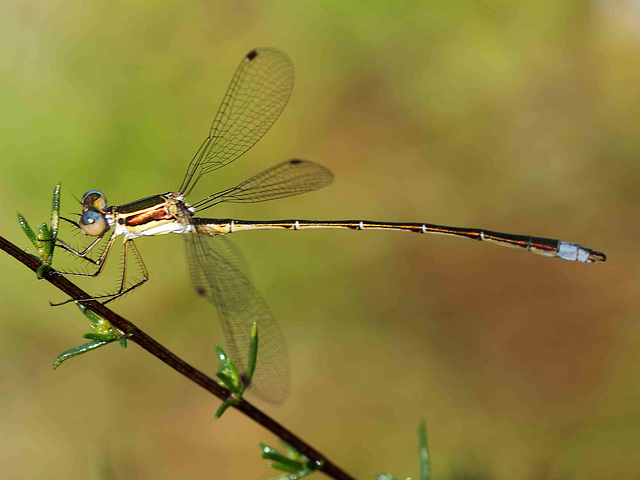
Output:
(54, 216), (108, 268)
(51, 235), (148, 306)
(55, 235), (107, 270)
(65, 237), (149, 304)
(102, 239), (149, 305)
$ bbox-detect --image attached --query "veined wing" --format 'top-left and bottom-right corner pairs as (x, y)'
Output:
(193, 159), (334, 211)
(179, 48), (295, 197)
(184, 232), (290, 404)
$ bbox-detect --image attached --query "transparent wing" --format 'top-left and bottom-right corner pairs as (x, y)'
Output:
(192, 159), (334, 211)
(179, 48), (295, 197)
(184, 232), (290, 404)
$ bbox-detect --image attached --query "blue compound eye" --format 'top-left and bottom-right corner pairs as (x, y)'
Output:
(79, 210), (109, 236)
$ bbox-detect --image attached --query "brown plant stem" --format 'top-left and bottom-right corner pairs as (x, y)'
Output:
(0, 234), (356, 480)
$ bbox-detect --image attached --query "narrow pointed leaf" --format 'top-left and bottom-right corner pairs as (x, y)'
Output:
(418, 421), (430, 480)
(261, 451), (303, 470)
(215, 399), (236, 419)
(53, 339), (120, 369)
(17, 213), (38, 247)
(245, 321), (259, 383)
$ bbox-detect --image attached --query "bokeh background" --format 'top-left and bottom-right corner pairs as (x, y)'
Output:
(0, 1), (638, 478)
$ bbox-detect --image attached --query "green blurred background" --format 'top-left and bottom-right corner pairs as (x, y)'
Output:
(1, 0), (637, 478)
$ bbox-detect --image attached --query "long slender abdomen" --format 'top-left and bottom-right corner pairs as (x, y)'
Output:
(192, 218), (606, 263)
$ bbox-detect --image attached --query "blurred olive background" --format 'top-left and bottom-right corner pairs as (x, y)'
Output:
(1, 0), (638, 478)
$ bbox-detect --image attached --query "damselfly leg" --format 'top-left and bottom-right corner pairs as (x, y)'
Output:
(54, 230), (149, 306)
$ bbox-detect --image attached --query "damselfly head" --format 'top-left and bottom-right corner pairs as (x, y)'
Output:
(81, 190), (107, 212)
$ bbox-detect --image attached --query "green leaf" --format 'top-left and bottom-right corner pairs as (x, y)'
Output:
(245, 321), (259, 383)
(214, 323), (263, 418)
(215, 345), (229, 362)
(260, 451), (302, 470)
(213, 344), (245, 418)
(83, 333), (120, 342)
(37, 223), (52, 258)
(214, 399), (236, 419)
(49, 183), (60, 246)
(17, 182), (61, 277)
(259, 441), (321, 479)
(76, 302), (101, 324)
(216, 371), (236, 392)
(53, 338), (120, 369)
(35, 223), (52, 278)
(266, 462), (299, 474)
(17, 213), (37, 248)
(36, 264), (51, 278)
(52, 302), (129, 368)
(418, 421), (430, 480)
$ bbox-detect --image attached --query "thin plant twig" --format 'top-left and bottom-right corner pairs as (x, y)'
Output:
(0, 234), (356, 480)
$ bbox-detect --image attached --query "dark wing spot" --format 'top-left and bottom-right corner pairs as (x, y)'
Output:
(246, 49), (258, 60)
(289, 159), (302, 164)
(195, 287), (206, 295)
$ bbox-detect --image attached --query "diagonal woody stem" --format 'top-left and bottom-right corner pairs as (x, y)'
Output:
(0, 234), (356, 480)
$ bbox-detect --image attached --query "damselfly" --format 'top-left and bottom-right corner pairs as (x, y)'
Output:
(56, 48), (605, 404)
